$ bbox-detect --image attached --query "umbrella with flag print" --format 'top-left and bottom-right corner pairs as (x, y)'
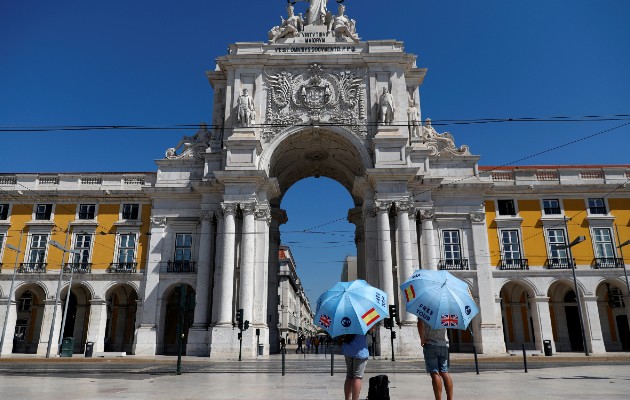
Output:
(314, 280), (389, 338)
(400, 269), (479, 330)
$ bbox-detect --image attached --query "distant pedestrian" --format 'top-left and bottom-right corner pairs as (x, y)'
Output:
(296, 334), (304, 354)
(418, 319), (453, 400)
(313, 336), (320, 354)
(341, 334), (369, 400)
(306, 336), (311, 353)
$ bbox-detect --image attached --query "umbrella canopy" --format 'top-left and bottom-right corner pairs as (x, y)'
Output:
(400, 269), (479, 330)
(314, 280), (389, 338)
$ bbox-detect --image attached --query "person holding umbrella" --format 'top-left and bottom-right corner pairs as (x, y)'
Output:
(418, 319), (453, 400)
(313, 280), (389, 400)
(400, 269), (480, 400)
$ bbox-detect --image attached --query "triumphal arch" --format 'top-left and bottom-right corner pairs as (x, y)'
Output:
(136, 1), (505, 358)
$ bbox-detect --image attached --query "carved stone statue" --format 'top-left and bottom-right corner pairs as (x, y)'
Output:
(165, 123), (211, 159)
(379, 87), (395, 124)
(422, 117), (437, 139)
(407, 91), (421, 137)
(332, 4), (359, 42)
(236, 88), (256, 127)
(269, 5), (304, 42)
(306, 0), (328, 26)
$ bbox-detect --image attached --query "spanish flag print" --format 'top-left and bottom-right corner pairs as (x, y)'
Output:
(404, 285), (416, 302)
(362, 307), (380, 326)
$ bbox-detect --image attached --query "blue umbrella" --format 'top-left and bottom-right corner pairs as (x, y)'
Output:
(314, 280), (389, 338)
(400, 269), (478, 330)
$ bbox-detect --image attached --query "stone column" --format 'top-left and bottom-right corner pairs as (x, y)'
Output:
(469, 212), (506, 354)
(395, 201), (415, 322)
(86, 299), (108, 353)
(375, 201), (394, 304)
(582, 295), (606, 354)
(254, 206), (271, 355)
(216, 203), (237, 325)
(419, 210), (438, 270)
(530, 296), (556, 353)
(187, 210), (215, 356)
(39, 299), (63, 356)
(0, 297), (17, 356)
(239, 202), (256, 325)
(268, 208), (286, 354)
(133, 216), (166, 355)
(363, 207), (378, 287)
(409, 209), (420, 270)
(348, 207), (366, 280)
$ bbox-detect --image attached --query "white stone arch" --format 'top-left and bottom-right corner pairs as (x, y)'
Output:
(159, 282), (196, 355)
(103, 280), (141, 298)
(259, 125), (372, 200)
(10, 282), (47, 354)
(104, 282), (140, 353)
(547, 279), (586, 352)
(497, 279), (537, 351)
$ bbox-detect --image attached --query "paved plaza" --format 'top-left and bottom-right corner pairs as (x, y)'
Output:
(1, 354), (629, 399)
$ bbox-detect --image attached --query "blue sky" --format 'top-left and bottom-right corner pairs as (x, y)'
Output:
(2, 0), (629, 306)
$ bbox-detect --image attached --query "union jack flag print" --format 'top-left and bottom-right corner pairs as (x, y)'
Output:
(319, 314), (332, 328)
(440, 314), (459, 327)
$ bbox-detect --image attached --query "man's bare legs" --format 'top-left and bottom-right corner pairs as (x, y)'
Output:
(430, 372), (453, 400)
(344, 377), (362, 400)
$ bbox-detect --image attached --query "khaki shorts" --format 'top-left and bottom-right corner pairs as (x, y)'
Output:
(345, 356), (368, 379)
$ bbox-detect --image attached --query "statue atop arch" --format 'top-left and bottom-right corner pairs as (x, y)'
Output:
(305, 0), (328, 26)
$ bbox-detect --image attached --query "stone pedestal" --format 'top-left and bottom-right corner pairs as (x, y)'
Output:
(133, 324), (157, 355)
(583, 295), (606, 354)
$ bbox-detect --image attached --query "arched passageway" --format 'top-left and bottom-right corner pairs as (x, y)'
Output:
(162, 284), (195, 355)
(105, 284), (138, 353)
(548, 282), (584, 352)
(500, 282), (535, 351)
(12, 285), (45, 354)
(60, 284), (91, 354)
(597, 281), (630, 351)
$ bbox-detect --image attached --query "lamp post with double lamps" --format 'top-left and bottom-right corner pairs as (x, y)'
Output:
(556, 233), (588, 356)
(0, 235), (23, 356)
(46, 240), (80, 358)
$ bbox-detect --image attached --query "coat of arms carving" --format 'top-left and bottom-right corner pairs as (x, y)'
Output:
(263, 64), (367, 141)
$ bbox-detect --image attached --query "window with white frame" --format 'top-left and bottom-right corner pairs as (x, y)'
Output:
(443, 230), (462, 261)
(14, 319), (28, 341)
(122, 204), (139, 220)
(0, 204), (9, 220)
(592, 228), (615, 258)
(174, 233), (193, 264)
(78, 204), (96, 220)
(543, 199), (561, 215)
(117, 233), (137, 265)
(35, 204), (52, 220)
(497, 199), (516, 216)
(588, 198), (607, 215)
(28, 234), (48, 264)
(547, 229), (568, 260)
(72, 234), (92, 268)
(501, 230), (522, 260)
(18, 292), (32, 311)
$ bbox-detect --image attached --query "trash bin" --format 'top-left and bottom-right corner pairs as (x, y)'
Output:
(543, 340), (553, 356)
(60, 337), (74, 358)
(85, 341), (94, 358)
(258, 344), (264, 356)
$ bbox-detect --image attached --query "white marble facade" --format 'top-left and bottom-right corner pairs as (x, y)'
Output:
(146, 1), (504, 359)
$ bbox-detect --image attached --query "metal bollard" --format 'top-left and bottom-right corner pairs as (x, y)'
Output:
(522, 344), (528, 373)
(282, 347), (286, 376)
(330, 349), (334, 376)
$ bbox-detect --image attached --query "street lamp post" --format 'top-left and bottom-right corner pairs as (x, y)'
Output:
(46, 240), (79, 358)
(0, 233), (23, 356)
(557, 228), (588, 356)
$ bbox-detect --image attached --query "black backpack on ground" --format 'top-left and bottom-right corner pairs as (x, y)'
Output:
(367, 374), (390, 400)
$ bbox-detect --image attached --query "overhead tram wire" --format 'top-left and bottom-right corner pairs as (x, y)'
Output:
(1, 113), (630, 133)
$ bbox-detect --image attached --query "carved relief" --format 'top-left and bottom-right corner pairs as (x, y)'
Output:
(469, 212), (485, 223)
(240, 202), (257, 214)
(264, 64), (367, 141)
(374, 201), (392, 213)
(150, 216), (167, 227)
(221, 202), (237, 215)
(420, 118), (471, 157)
(395, 200), (413, 214)
(165, 123), (212, 160)
(255, 207), (272, 224)
(200, 210), (215, 222)
(418, 209), (435, 221)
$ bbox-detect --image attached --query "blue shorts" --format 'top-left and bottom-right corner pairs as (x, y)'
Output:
(423, 344), (449, 373)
